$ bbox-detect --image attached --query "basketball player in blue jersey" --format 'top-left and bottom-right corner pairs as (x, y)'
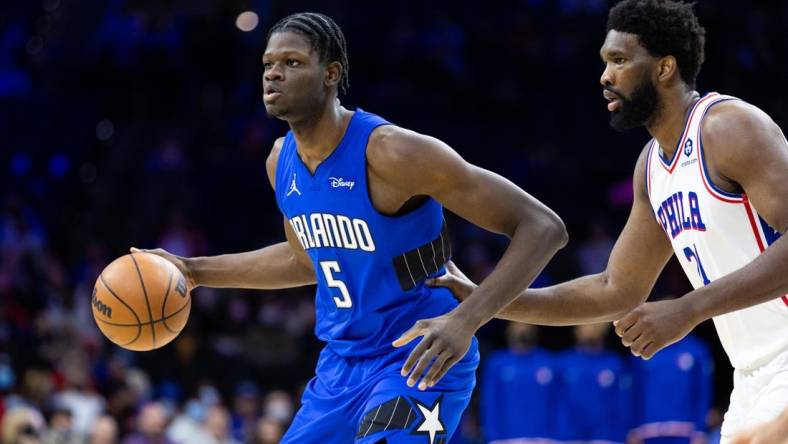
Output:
(429, 1), (788, 441)
(133, 12), (567, 444)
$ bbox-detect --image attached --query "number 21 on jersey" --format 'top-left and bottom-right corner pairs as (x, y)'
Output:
(319, 260), (353, 308)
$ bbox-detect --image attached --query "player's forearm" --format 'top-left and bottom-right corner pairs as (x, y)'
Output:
(681, 234), (788, 323)
(494, 273), (641, 326)
(452, 211), (568, 327)
(186, 242), (316, 289)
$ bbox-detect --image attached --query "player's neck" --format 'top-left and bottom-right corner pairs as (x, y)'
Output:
(289, 100), (352, 166)
(646, 88), (700, 158)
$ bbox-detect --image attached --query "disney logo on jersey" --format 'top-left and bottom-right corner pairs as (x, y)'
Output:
(329, 177), (355, 190)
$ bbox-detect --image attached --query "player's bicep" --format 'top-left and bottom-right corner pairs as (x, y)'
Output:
(442, 165), (558, 237)
(386, 131), (560, 236)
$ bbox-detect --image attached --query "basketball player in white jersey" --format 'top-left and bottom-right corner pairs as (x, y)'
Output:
(429, 0), (788, 441)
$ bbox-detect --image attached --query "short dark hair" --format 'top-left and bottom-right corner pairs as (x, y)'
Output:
(268, 12), (350, 94)
(607, 0), (706, 88)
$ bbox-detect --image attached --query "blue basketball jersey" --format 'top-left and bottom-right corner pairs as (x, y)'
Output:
(274, 109), (458, 358)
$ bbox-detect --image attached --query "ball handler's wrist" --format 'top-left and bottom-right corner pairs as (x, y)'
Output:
(181, 256), (201, 289)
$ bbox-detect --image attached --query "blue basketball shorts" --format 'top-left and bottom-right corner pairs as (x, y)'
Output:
(281, 337), (479, 444)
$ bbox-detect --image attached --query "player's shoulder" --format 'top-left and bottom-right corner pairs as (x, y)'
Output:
(635, 139), (655, 170)
(367, 125), (431, 166)
(704, 98), (769, 129)
(366, 124), (460, 183)
(265, 136), (287, 188)
(267, 136), (286, 165)
(702, 99), (778, 153)
(701, 98), (786, 177)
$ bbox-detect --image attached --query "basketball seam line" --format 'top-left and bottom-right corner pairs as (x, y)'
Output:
(130, 253), (157, 349)
(94, 298), (190, 327)
(99, 275), (142, 346)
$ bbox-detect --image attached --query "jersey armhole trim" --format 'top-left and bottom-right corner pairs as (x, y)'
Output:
(645, 139), (656, 198)
(273, 133), (293, 209)
(696, 97), (745, 203)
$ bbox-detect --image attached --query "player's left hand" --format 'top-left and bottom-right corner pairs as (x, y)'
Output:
(613, 298), (698, 359)
(392, 311), (476, 390)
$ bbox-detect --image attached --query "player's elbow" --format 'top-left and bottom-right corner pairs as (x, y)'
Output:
(615, 299), (642, 318)
(553, 214), (569, 250)
(599, 272), (643, 317)
(536, 210), (568, 251)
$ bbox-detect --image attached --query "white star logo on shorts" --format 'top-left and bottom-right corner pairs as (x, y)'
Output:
(415, 398), (444, 444)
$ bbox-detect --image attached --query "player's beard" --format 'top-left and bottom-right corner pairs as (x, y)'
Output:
(609, 77), (660, 132)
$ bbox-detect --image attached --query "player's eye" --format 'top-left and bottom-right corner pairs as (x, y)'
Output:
(287, 59), (301, 67)
(263, 62), (273, 70)
(614, 57), (626, 65)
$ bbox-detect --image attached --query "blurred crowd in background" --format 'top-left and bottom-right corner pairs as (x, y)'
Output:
(1, 0), (787, 443)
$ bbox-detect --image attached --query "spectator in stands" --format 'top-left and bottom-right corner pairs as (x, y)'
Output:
(556, 323), (633, 442)
(481, 322), (559, 442)
(41, 407), (80, 444)
(87, 415), (119, 444)
(628, 333), (713, 444)
(249, 416), (284, 444)
(121, 402), (173, 444)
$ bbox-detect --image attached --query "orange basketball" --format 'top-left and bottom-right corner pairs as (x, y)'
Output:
(92, 252), (191, 351)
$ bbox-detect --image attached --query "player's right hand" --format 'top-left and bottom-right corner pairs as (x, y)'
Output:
(130, 247), (197, 291)
(426, 261), (477, 301)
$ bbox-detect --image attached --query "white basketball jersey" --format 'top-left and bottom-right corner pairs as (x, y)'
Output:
(645, 92), (788, 370)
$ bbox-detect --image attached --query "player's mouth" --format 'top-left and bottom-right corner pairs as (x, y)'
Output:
(264, 86), (282, 102)
(603, 90), (622, 112)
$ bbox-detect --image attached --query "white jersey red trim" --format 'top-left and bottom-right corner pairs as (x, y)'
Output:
(645, 92), (788, 370)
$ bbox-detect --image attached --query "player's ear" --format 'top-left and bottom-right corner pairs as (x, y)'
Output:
(325, 61), (342, 89)
(656, 55), (678, 83)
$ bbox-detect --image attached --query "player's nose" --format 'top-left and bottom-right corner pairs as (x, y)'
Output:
(264, 63), (284, 82)
(600, 64), (614, 87)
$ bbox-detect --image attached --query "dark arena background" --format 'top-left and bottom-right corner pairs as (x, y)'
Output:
(1, 1), (787, 443)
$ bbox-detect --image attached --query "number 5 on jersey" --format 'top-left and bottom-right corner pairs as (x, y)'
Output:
(320, 261), (352, 308)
